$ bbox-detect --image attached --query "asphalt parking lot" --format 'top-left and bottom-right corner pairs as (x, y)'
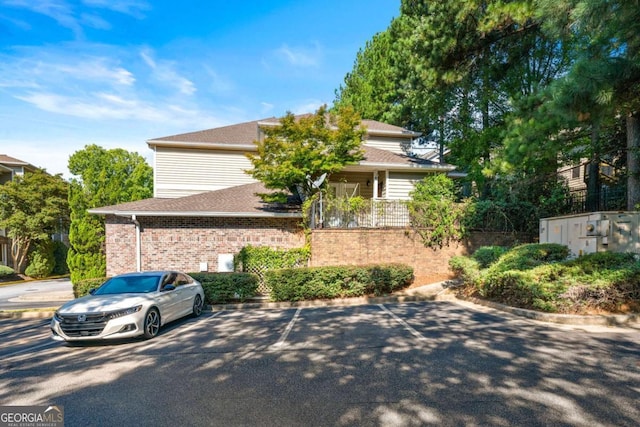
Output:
(1, 300), (639, 426)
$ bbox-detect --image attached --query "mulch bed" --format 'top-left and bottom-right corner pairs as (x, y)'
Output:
(0, 274), (28, 283)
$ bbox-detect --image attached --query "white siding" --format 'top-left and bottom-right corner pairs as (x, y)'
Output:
(386, 172), (433, 200)
(155, 147), (257, 198)
(364, 136), (412, 155)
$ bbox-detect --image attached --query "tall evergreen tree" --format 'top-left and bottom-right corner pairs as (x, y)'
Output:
(67, 145), (153, 282)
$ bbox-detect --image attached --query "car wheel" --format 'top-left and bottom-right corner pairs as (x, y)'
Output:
(192, 294), (204, 318)
(143, 308), (160, 339)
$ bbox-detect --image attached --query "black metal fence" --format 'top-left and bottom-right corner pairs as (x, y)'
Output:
(562, 187), (627, 214)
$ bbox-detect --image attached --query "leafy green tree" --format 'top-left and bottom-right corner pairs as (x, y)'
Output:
(0, 169), (68, 273)
(407, 174), (468, 248)
(67, 145), (153, 282)
(246, 105), (366, 202)
(533, 0), (640, 208)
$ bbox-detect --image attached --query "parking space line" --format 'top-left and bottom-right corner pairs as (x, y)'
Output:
(378, 304), (428, 343)
(271, 308), (301, 349)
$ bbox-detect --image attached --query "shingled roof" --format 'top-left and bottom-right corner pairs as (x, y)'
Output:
(147, 117), (420, 148)
(89, 182), (301, 217)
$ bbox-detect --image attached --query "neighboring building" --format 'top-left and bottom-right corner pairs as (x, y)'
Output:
(0, 155), (37, 268)
(558, 159), (625, 212)
(90, 116), (457, 276)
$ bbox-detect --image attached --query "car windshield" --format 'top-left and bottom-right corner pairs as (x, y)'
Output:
(93, 275), (162, 295)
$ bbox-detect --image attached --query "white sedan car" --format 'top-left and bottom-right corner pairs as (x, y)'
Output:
(51, 271), (205, 342)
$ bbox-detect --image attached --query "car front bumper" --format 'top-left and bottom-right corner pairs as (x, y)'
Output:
(50, 310), (147, 341)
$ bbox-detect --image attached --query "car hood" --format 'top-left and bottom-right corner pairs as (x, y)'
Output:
(57, 294), (154, 314)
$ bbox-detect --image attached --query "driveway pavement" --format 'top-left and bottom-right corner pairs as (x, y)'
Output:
(1, 301), (639, 426)
(0, 278), (73, 312)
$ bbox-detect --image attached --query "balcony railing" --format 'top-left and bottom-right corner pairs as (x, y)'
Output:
(309, 199), (410, 229)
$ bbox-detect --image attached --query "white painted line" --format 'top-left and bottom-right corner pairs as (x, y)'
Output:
(271, 308), (301, 349)
(378, 304), (428, 342)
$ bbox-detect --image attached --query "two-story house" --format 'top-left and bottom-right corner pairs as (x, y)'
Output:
(0, 155), (37, 268)
(90, 116), (457, 276)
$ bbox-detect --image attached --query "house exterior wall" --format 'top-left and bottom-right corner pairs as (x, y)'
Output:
(386, 172), (433, 200)
(310, 229), (528, 285)
(364, 136), (412, 154)
(154, 147), (257, 198)
(328, 172), (375, 199)
(105, 215), (305, 276)
(558, 163), (586, 191)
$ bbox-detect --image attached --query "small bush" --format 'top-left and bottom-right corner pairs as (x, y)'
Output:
(74, 277), (106, 298)
(25, 241), (55, 279)
(449, 256), (482, 287)
(0, 265), (15, 276)
(472, 246), (508, 268)
(189, 272), (259, 304)
(267, 264), (414, 302)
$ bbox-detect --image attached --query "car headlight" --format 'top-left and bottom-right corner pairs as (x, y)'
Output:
(106, 305), (143, 320)
(53, 311), (62, 322)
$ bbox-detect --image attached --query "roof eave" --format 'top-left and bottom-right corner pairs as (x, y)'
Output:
(356, 162), (457, 171)
(147, 140), (257, 151)
(88, 209), (301, 218)
(365, 129), (422, 138)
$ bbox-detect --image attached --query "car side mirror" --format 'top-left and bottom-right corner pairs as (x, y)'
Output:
(162, 284), (176, 292)
(89, 288), (97, 295)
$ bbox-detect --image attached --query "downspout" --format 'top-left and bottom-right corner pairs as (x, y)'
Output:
(131, 215), (141, 272)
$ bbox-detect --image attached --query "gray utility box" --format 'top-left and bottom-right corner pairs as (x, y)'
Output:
(539, 211), (640, 257)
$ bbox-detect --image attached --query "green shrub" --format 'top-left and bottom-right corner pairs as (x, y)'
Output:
(189, 272), (259, 304)
(25, 241), (55, 279)
(0, 265), (15, 276)
(236, 245), (309, 271)
(266, 264), (414, 302)
(488, 243), (569, 274)
(73, 277), (106, 298)
(449, 256), (482, 287)
(472, 246), (508, 268)
(52, 241), (70, 275)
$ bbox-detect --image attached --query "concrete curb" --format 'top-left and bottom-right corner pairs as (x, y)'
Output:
(1, 283), (638, 329)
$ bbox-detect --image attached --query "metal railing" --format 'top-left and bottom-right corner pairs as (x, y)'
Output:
(309, 199), (410, 229)
(563, 187), (626, 214)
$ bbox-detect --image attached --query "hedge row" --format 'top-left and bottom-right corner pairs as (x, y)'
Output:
(73, 273), (259, 304)
(266, 264), (414, 302)
(189, 272), (258, 304)
(71, 264), (413, 305)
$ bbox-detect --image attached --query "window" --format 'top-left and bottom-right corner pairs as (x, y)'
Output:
(329, 182), (360, 198)
(572, 166), (580, 179)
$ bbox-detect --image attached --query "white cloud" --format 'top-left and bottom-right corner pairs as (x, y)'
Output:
(0, 51), (135, 89)
(275, 43), (322, 67)
(5, 0), (83, 37)
(291, 100), (325, 115)
(141, 49), (196, 95)
(82, 0), (151, 19)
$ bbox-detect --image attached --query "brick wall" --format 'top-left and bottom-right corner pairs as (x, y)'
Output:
(105, 215), (305, 276)
(310, 229), (529, 285)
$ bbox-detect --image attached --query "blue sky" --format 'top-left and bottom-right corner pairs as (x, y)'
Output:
(0, 0), (399, 177)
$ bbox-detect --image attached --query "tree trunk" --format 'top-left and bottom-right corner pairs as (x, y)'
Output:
(586, 122), (601, 212)
(11, 236), (30, 274)
(627, 112), (640, 210)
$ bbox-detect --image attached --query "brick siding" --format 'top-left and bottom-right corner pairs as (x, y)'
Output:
(105, 214), (530, 284)
(105, 215), (305, 276)
(310, 229), (530, 285)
